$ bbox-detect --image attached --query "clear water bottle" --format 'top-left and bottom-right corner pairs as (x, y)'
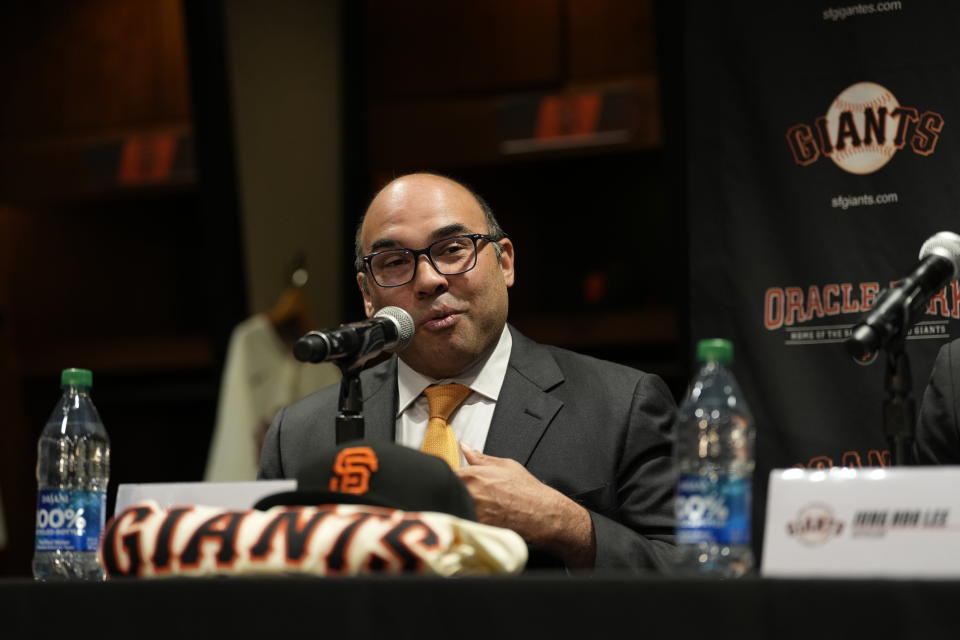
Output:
(673, 339), (755, 577)
(33, 368), (111, 580)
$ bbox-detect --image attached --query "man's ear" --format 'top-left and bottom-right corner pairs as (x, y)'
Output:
(498, 237), (515, 287)
(357, 272), (376, 317)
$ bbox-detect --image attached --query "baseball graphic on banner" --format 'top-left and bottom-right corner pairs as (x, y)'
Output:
(827, 82), (900, 174)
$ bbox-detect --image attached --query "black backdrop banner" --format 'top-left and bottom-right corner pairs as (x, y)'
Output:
(684, 1), (960, 551)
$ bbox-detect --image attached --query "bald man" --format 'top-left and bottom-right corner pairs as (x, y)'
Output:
(259, 173), (677, 571)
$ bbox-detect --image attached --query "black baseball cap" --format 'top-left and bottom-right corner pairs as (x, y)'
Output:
(254, 440), (476, 521)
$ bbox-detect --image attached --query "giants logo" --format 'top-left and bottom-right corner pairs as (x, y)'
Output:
(329, 446), (379, 495)
(786, 82), (943, 174)
(786, 504), (845, 546)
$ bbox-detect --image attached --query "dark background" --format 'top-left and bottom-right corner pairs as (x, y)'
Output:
(0, 0), (688, 577)
(685, 1), (960, 558)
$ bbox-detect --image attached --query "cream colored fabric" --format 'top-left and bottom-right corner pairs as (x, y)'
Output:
(420, 383), (472, 470)
(101, 500), (528, 577)
(205, 314), (339, 481)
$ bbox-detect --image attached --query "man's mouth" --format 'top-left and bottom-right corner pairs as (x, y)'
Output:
(421, 309), (462, 331)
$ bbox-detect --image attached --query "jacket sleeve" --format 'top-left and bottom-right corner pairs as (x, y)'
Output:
(916, 340), (960, 464)
(257, 407), (286, 480)
(590, 372), (677, 571)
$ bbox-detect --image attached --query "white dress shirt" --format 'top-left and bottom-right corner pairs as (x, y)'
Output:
(396, 325), (512, 466)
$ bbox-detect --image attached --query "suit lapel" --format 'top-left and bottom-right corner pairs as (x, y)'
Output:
(358, 356), (398, 442)
(483, 326), (564, 464)
(355, 328), (563, 456)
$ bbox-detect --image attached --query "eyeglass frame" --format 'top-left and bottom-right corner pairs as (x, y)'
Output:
(360, 233), (507, 288)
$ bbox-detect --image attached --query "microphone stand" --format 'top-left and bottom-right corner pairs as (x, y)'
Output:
(295, 310), (411, 445)
(880, 309), (917, 466)
(333, 353), (371, 445)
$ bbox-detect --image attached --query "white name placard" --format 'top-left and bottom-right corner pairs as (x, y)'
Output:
(761, 466), (960, 578)
(114, 480), (296, 517)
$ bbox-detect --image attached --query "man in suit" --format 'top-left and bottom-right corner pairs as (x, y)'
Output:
(259, 173), (677, 571)
(916, 338), (960, 464)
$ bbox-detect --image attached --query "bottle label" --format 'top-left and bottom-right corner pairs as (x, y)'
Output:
(35, 489), (105, 552)
(676, 475), (751, 545)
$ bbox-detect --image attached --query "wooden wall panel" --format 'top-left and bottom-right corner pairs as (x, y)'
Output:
(5, 199), (199, 347)
(367, 98), (501, 170)
(361, 0), (562, 98)
(359, 0), (662, 172)
(567, 0), (657, 81)
(0, 0), (190, 142)
(0, 1), (212, 578)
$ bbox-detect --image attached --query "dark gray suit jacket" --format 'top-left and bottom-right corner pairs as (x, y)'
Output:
(917, 338), (960, 464)
(258, 325), (678, 571)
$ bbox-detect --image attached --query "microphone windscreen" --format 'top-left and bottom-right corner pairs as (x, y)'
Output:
(375, 306), (415, 352)
(919, 231), (960, 278)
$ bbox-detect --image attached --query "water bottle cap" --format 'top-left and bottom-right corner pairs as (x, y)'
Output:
(60, 368), (93, 389)
(696, 338), (733, 364)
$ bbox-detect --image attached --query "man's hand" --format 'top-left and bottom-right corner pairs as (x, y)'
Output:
(456, 443), (596, 569)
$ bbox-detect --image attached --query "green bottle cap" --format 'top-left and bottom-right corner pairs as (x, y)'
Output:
(696, 339), (733, 364)
(61, 368), (93, 389)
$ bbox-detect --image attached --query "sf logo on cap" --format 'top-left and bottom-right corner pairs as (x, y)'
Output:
(329, 447), (379, 495)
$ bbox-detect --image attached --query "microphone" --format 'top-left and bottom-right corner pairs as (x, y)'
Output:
(846, 231), (960, 359)
(293, 306), (415, 365)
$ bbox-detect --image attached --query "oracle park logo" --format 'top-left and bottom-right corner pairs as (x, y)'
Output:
(786, 82), (943, 174)
(763, 280), (957, 356)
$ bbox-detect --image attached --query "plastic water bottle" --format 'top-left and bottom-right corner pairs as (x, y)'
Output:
(673, 339), (755, 577)
(33, 368), (111, 580)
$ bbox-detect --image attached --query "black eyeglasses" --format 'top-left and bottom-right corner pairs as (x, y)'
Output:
(362, 233), (503, 288)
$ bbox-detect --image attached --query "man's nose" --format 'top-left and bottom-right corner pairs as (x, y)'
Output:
(413, 254), (448, 296)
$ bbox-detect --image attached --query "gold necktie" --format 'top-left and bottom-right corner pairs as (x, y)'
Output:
(420, 383), (472, 470)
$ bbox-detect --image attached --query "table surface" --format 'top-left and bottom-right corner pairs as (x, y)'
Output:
(2, 573), (959, 639)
